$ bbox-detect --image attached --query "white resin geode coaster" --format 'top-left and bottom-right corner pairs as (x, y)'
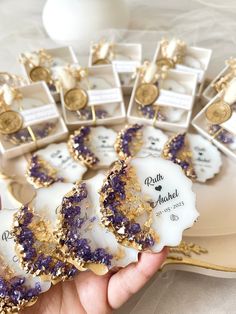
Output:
(100, 157), (199, 252)
(115, 124), (168, 159)
(68, 126), (117, 169)
(0, 209), (51, 313)
(32, 175), (138, 275)
(162, 133), (222, 182)
(26, 143), (87, 188)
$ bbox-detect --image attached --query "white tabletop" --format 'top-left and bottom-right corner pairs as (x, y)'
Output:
(1, 0), (236, 313)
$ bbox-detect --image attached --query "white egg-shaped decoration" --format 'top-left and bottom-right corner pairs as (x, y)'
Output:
(42, 0), (130, 51)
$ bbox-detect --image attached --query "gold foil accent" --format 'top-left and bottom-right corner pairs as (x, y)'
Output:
(86, 263), (108, 275)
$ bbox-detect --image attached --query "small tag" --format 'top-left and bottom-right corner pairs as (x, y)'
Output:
(88, 88), (122, 106)
(21, 104), (59, 127)
(155, 89), (193, 110)
(176, 64), (204, 83)
(112, 60), (140, 73)
(221, 111), (236, 136)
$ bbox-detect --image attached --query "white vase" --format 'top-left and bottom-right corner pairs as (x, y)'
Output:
(42, 0), (130, 52)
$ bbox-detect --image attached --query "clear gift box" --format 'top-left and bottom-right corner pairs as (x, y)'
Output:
(19, 46), (78, 102)
(0, 82), (68, 159)
(89, 42), (142, 94)
(60, 64), (126, 129)
(127, 66), (198, 133)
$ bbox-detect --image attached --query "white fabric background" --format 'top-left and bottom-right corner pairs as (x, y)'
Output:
(0, 0), (236, 313)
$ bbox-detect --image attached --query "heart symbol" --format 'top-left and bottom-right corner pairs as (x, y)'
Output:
(155, 185), (162, 191)
(170, 214), (179, 221)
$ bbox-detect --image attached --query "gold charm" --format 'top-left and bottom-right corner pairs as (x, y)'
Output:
(205, 101), (232, 124)
(64, 88), (88, 111)
(135, 83), (159, 106)
(29, 66), (52, 83)
(0, 110), (23, 134)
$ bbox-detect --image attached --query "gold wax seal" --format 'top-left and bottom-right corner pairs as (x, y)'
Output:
(135, 83), (159, 106)
(64, 88), (88, 111)
(93, 58), (110, 65)
(156, 58), (175, 69)
(205, 101), (232, 124)
(29, 66), (51, 83)
(0, 110), (23, 134)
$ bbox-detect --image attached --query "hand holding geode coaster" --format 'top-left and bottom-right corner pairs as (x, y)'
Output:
(34, 175), (138, 275)
(100, 156), (199, 252)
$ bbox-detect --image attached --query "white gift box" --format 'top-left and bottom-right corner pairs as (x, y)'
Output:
(192, 90), (236, 161)
(202, 64), (231, 103)
(89, 43), (142, 94)
(19, 46), (78, 102)
(61, 64), (126, 129)
(0, 82), (68, 159)
(153, 42), (212, 97)
(127, 68), (198, 133)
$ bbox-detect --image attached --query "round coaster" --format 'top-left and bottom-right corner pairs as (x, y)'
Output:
(115, 124), (168, 159)
(68, 126), (117, 169)
(51, 174), (138, 275)
(26, 143), (87, 188)
(100, 157), (198, 252)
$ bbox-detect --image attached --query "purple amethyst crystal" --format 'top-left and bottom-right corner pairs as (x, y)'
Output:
(28, 155), (64, 187)
(68, 127), (99, 167)
(0, 275), (41, 309)
(138, 105), (166, 121)
(118, 124), (143, 158)
(58, 183), (113, 267)
(6, 123), (54, 145)
(100, 160), (155, 250)
(209, 124), (234, 144)
(77, 107), (108, 120)
(12, 206), (77, 281)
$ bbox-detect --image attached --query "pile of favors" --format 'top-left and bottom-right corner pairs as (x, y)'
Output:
(0, 37), (235, 313)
